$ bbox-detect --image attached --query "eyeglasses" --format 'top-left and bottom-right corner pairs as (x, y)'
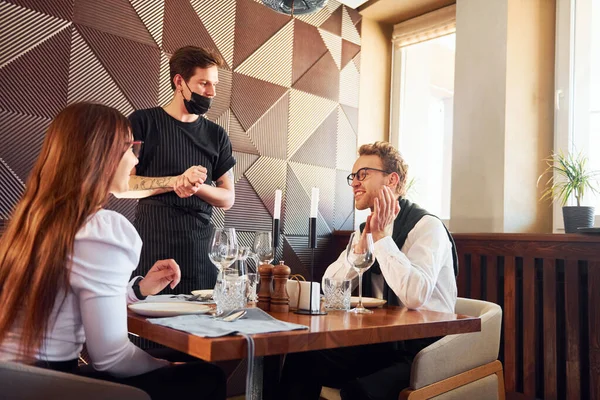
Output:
(125, 140), (143, 158)
(346, 167), (392, 186)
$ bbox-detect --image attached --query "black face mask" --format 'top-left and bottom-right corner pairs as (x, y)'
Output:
(182, 81), (213, 115)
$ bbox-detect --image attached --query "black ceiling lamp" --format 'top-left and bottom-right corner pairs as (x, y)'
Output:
(262, 0), (328, 15)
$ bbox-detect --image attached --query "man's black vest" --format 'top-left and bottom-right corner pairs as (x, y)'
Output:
(360, 198), (458, 306)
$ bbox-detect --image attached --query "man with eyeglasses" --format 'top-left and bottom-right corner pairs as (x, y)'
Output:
(278, 141), (458, 400)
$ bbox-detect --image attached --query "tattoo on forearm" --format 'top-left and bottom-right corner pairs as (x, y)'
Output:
(131, 176), (173, 191)
(216, 169), (234, 187)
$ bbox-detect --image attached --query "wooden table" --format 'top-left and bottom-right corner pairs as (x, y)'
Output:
(128, 307), (480, 398)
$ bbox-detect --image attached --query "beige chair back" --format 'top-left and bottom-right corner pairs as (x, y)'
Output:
(0, 361), (150, 400)
(410, 297), (502, 390)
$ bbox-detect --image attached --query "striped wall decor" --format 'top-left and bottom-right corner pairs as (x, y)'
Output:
(0, 0), (361, 276)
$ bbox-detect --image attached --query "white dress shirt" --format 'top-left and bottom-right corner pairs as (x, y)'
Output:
(323, 215), (457, 314)
(0, 209), (168, 377)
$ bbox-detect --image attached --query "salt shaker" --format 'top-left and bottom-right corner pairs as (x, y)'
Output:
(271, 261), (291, 313)
(257, 263), (274, 311)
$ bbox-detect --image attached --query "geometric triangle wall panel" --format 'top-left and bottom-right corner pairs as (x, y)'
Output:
(0, 109), (51, 181)
(339, 60), (360, 108)
(0, 158), (25, 220)
(334, 169), (354, 231)
(158, 50), (172, 106)
(288, 161), (335, 230)
(247, 92), (289, 160)
(206, 68), (232, 122)
(292, 51), (339, 102)
(283, 235), (334, 278)
(73, 0), (156, 46)
(0, 26), (70, 119)
(353, 51), (361, 72)
(244, 156), (287, 217)
(228, 110), (260, 155)
(5, 0), (73, 20)
(283, 166), (331, 237)
(341, 6), (361, 45)
(68, 28), (135, 116)
(319, 28), (342, 69)
(345, 5), (362, 26)
(290, 108), (337, 169)
(340, 104), (359, 135)
(224, 177), (273, 232)
(0, 1), (71, 67)
(233, 0), (291, 68)
(190, 0), (236, 69)
(235, 20), (294, 88)
(292, 19), (328, 85)
(295, 5), (332, 28)
(130, 0), (165, 48)
(319, 5), (342, 36)
(230, 72), (288, 131)
(336, 107), (358, 171)
(288, 89), (337, 159)
(327, 0), (343, 13)
(76, 25), (160, 109)
(162, 0), (222, 60)
(232, 151), (259, 183)
(341, 39), (361, 70)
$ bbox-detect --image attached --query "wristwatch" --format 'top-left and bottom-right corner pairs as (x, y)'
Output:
(132, 277), (147, 300)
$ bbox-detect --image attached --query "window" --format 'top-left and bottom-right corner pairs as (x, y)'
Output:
(390, 9), (455, 220)
(555, 0), (600, 230)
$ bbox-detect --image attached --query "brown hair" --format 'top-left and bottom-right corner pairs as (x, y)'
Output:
(358, 141), (409, 196)
(0, 102), (130, 360)
(169, 46), (225, 90)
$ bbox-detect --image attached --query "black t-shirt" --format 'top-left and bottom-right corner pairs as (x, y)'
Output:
(129, 107), (236, 219)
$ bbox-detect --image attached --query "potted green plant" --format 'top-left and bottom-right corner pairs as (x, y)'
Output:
(537, 151), (599, 233)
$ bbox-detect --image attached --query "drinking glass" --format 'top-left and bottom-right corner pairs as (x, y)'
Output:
(253, 231), (274, 265)
(323, 278), (351, 310)
(246, 272), (260, 303)
(215, 276), (246, 315)
(346, 232), (375, 314)
(208, 228), (239, 277)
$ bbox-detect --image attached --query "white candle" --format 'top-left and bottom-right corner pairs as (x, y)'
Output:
(310, 187), (319, 218)
(274, 189), (282, 219)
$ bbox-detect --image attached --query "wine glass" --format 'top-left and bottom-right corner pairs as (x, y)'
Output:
(346, 232), (375, 314)
(209, 228), (239, 277)
(253, 231), (274, 265)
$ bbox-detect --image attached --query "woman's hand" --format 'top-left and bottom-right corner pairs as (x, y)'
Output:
(138, 259), (181, 297)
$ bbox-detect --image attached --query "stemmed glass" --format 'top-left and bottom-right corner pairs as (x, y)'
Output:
(346, 232), (375, 314)
(208, 228), (239, 277)
(253, 231), (274, 265)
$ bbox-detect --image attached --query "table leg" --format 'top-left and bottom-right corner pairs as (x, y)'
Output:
(248, 355), (282, 400)
(249, 356), (264, 400)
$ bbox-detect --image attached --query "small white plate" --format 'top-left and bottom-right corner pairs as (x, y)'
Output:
(128, 302), (211, 317)
(351, 297), (387, 308)
(191, 289), (214, 297)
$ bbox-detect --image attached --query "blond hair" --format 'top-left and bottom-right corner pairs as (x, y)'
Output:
(358, 141), (408, 196)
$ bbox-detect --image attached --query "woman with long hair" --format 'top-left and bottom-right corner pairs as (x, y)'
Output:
(0, 102), (225, 399)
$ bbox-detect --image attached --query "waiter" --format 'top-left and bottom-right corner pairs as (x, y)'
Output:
(116, 46), (236, 295)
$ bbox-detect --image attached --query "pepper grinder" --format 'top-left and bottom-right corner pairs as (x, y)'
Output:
(271, 261), (291, 313)
(257, 263), (274, 311)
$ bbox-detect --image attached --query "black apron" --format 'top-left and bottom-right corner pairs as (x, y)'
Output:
(133, 109), (222, 294)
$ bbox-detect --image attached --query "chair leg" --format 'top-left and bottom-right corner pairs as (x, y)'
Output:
(495, 365), (505, 400)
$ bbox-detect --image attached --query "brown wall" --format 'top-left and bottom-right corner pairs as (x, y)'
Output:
(0, 0), (362, 277)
